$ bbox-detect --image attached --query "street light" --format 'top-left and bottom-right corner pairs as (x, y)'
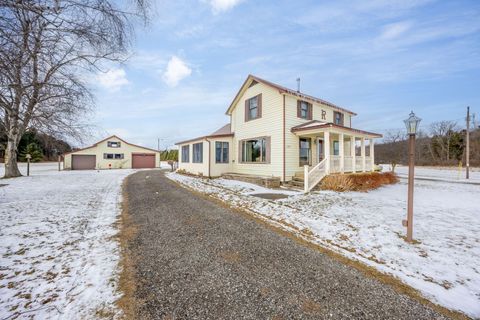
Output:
(402, 111), (421, 242)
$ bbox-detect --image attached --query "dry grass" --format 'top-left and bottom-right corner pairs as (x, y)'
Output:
(320, 172), (399, 192)
(115, 176), (139, 320)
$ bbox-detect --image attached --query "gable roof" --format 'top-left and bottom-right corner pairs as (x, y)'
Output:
(225, 74), (357, 116)
(291, 120), (382, 138)
(175, 124), (234, 145)
(63, 135), (159, 155)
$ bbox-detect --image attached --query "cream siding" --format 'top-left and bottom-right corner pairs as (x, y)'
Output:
(178, 137), (234, 177)
(209, 138), (233, 177)
(177, 140), (209, 176)
(64, 136), (160, 169)
(283, 95), (353, 180)
(230, 82), (283, 178)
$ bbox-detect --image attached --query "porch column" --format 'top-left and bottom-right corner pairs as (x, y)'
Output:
(351, 136), (356, 173)
(361, 137), (366, 172)
(370, 139), (375, 171)
(324, 131), (330, 174)
(339, 133), (344, 173)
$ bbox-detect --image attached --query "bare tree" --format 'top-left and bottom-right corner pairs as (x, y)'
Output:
(430, 121), (459, 163)
(0, 0), (148, 177)
(382, 129), (406, 172)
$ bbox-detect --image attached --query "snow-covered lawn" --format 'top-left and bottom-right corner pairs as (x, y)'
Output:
(0, 163), (135, 319)
(167, 172), (480, 318)
(386, 164), (480, 183)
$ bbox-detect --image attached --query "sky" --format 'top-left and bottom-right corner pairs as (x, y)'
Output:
(87, 0), (480, 150)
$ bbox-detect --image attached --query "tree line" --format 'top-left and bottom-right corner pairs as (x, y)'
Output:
(375, 120), (479, 168)
(0, 126), (72, 162)
(160, 149), (178, 162)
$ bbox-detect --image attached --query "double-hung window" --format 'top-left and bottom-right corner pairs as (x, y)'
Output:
(193, 143), (203, 163)
(297, 100), (312, 120)
(245, 94), (262, 121)
(334, 112), (344, 126)
(215, 142), (229, 163)
(241, 138), (267, 163)
(181, 145), (189, 163)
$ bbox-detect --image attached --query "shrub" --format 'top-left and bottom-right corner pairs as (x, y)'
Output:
(319, 172), (398, 192)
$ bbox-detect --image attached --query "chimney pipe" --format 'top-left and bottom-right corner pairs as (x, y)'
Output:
(296, 78), (300, 92)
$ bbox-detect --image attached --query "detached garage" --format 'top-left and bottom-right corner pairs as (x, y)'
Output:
(72, 155), (96, 170)
(63, 135), (160, 170)
(132, 153), (155, 169)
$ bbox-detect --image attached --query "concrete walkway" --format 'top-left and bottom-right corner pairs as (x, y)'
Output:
(123, 170), (449, 319)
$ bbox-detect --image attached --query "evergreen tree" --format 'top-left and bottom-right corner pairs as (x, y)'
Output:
(19, 143), (43, 162)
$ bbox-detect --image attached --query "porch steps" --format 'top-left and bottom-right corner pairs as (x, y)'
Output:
(286, 175), (305, 189)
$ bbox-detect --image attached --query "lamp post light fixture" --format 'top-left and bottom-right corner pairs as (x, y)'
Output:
(402, 111), (421, 243)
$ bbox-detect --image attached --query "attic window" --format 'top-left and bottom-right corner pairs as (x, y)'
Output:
(108, 141), (121, 148)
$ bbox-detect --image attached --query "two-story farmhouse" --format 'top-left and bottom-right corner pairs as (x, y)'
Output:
(176, 75), (381, 191)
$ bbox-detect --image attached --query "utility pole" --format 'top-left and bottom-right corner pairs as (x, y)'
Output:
(158, 138), (160, 151)
(466, 107), (470, 180)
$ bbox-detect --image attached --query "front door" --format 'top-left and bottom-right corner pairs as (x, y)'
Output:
(317, 138), (324, 162)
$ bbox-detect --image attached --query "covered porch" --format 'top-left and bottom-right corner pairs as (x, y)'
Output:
(291, 121), (382, 191)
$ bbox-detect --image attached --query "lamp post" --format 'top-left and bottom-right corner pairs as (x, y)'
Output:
(402, 111), (421, 243)
(26, 154), (31, 176)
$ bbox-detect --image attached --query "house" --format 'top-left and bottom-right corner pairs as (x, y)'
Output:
(175, 75), (381, 191)
(63, 135), (160, 170)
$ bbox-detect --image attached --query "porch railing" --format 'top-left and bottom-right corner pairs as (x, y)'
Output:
(304, 158), (327, 193)
(330, 156), (341, 173)
(344, 156), (353, 172)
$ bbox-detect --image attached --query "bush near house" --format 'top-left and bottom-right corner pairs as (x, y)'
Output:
(319, 172), (398, 192)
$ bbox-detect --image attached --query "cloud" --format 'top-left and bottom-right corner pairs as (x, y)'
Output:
(207, 0), (243, 14)
(162, 56), (192, 87)
(97, 68), (129, 91)
(379, 21), (412, 40)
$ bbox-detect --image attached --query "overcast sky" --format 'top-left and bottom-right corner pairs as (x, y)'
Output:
(86, 0), (480, 149)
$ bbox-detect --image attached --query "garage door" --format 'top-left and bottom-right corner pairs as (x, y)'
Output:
(132, 153), (155, 169)
(72, 155), (96, 170)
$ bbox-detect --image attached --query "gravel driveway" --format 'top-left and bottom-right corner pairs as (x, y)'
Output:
(123, 170), (449, 319)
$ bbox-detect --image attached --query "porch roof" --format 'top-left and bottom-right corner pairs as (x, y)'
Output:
(291, 120), (382, 138)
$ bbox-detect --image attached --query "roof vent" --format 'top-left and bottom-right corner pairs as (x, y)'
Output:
(296, 77), (300, 92)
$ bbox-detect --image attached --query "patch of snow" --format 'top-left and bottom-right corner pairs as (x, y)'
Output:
(211, 178), (300, 196)
(166, 172), (480, 318)
(382, 164), (480, 183)
(0, 163), (136, 319)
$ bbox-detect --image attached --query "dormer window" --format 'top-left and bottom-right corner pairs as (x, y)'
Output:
(108, 141), (121, 148)
(334, 111), (344, 126)
(297, 100), (312, 120)
(245, 94), (262, 121)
